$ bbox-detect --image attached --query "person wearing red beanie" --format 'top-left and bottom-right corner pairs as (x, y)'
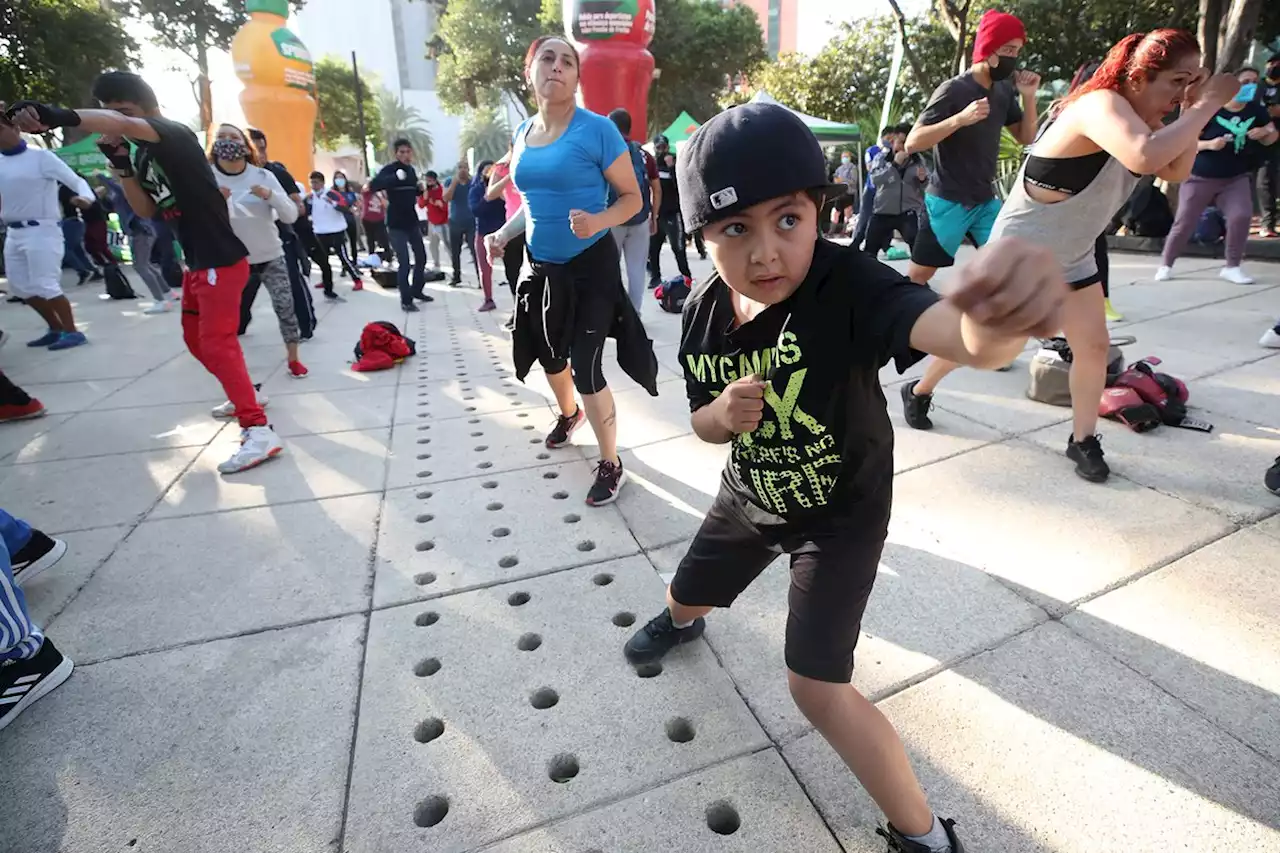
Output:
(898, 10), (1040, 288)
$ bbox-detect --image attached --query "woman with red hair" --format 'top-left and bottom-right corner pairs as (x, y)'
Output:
(902, 30), (1239, 484)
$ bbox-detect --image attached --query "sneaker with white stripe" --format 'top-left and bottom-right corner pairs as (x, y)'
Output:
(0, 639), (74, 732)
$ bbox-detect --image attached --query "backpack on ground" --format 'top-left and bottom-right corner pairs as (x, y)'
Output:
(103, 264), (137, 300)
(1191, 206), (1225, 245)
(1026, 336), (1132, 407)
(608, 141), (652, 228)
(653, 275), (690, 314)
(352, 320), (417, 371)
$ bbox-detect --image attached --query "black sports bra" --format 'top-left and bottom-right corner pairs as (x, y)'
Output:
(1023, 150), (1111, 195)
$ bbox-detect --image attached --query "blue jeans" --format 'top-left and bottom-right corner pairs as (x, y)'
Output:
(851, 188), (876, 251)
(60, 218), (95, 275)
(0, 510), (41, 662)
(388, 226), (426, 305)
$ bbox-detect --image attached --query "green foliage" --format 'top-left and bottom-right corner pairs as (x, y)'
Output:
(432, 0), (561, 115)
(0, 0), (138, 110)
(647, 0), (768, 131)
(378, 90), (433, 168)
(313, 56), (382, 152)
(460, 106), (512, 164)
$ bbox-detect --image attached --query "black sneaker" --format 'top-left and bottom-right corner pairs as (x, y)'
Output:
(901, 380), (934, 430)
(586, 458), (627, 506)
(402, 302), (420, 313)
(0, 638), (74, 732)
(449, 278), (462, 287)
(10, 530), (67, 587)
(546, 407), (585, 449)
(413, 292), (435, 303)
(1066, 434), (1110, 483)
(503, 315), (515, 332)
(623, 609), (706, 665)
(647, 278), (661, 290)
(877, 817), (967, 853)
(1266, 457), (1280, 496)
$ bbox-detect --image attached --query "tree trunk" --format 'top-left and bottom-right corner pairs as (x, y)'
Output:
(1198, 0), (1222, 72)
(195, 22), (213, 137)
(885, 0), (929, 90)
(1217, 0), (1263, 72)
(934, 0), (973, 77)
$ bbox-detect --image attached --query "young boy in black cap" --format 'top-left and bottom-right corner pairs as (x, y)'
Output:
(622, 102), (1068, 852)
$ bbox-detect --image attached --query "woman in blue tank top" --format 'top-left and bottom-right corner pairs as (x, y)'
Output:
(495, 34), (646, 507)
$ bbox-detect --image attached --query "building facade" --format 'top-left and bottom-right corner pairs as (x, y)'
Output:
(721, 0), (798, 57)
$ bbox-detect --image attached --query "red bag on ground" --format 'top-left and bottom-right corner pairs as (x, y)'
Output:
(352, 321), (414, 371)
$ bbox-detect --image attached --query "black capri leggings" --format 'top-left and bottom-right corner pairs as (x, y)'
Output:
(529, 235), (623, 395)
(1094, 233), (1110, 299)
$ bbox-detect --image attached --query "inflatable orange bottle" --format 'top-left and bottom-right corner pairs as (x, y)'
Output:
(568, 0), (656, 142)
(230, 0), (316, 180)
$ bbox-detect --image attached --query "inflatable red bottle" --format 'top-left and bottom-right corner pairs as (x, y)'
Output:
(567, 0), (656, 143)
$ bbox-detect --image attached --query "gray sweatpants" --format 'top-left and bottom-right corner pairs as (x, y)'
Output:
(129, 229), (170, 301)
(612, 222), (650, 313)
(246, 257), (301, 344)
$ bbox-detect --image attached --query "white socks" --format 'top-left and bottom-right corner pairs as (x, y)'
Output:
(904, 815), (952, 852)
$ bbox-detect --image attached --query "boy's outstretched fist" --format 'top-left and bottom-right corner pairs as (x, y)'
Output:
(713, 376), (766, 435)
(946, 237), (1068, 338)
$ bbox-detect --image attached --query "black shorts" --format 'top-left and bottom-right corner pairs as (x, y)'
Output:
(669, 489), (887, 683)
(528, 236), (624, 394)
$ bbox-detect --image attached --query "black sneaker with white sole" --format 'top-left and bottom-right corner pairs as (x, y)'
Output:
(1266, 456), (1280, 496)
(0, 639), (74, 732)
(623, 609), (706, 665)
(1066, 434), (1110, 483)
(877, 817), (967, 853)
(586, 458), (627, 506)
(901, 380), (934, 430)
(546, 407), (585, 449)
(10, 529), (67, 587)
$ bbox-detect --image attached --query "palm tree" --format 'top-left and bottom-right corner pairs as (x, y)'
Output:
(459, 106), (512, 165)
(378, 90), (433, 168)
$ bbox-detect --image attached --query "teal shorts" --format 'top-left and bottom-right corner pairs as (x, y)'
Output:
(911, 195), (1003, 268)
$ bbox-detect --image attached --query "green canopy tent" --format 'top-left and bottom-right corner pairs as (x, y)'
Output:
(53, 134), (114, 177)
(661, 111), (701, 144)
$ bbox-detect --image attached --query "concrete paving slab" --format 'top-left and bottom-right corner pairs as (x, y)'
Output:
(51, 495), (378, 661)
(10, 402), (229, 463)
(616, 434), (729, 549)
(0, 616), (364, 853)
(1113, 302), (1278, 379)
(579, 377), (692, 456)
(1256, 513), (1280, 541)
(889, 441), (1234, 614)
(1022, 414), (1279, 523)
(1184, 354), (1280, 428)
(393, 374), (551, 423)
(344, 559), (769, 853)
(0, 447), (199, 533)
(13, 376), (133, 413)
(374, 463), (640, 606)
(150, 427), (390, 518)
(87, 345), (285, 409)
(24, 524), (130, 630)
(1066, 528), (1280, 764)
(0, 412), (72, 462)
(901, 359), (1074, 436)
(263, 384), (398, 438)
(1107, 276), (1272, 324)
(486, 750), (842, 853)
(889, 405), (1005, 471)
(649, 538), (1048, 744)
(386, 406), (577, 489)
(784, 623), (1280, 853)
(258, 358), (402, 397)
(0, 341), (180, 385)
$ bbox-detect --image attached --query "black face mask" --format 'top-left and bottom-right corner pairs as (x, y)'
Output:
(989, 55), (1017, 82)
(1268, 65), (1280, 82)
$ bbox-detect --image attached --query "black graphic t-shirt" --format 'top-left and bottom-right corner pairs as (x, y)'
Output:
(680, 239), (940, 524)
(132, 117), (247, 270)
(656, 153), (680, 217)
(1193, 102), (1274, 179)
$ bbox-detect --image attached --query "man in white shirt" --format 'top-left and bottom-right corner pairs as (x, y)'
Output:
(0, 109), (92, 350)
(306, 170), (363, 299)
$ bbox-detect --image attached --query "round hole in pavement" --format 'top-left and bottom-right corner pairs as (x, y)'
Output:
(508, 591), (530, 606)
(498, 555), (519, 568)
(470, 431), (483, 437)
(543, 471), (559, 480)
(417, 470), (432, 478)
(636, 662), (663, 678)
(666, 717), (696, 743)
(537, 452), (550, 460)
(416, 514), (434, 523)
(418, 392), (427, 397)
(482, 481), (498, 489)
(474, 445), (488, 452)
(492, 527), (510, 538)
(506, 391), (517, 397)
(417, 453), (431, 460)
(413, 795), (449, 828)
(417, 413), (428, 419)
(612, 611), (635, 627)
(418, 425), (430, 431)
(547, 753), (579, 783)
(416, 490), (433, 500)
(577, 540), (596, 553)
(468, 418), (480, 424)
(523, 425), (535, 431)
(552, 491), (569, 500)
(517, 632), (542, 651)
(415, 611), (439, 627)
(706, 801), (740, 835)
(517, 412), (529, 418)
(486, 501), (503, 511)
(417, 438), (430, 445)
(414, 657), (441, 677)
(417, 402), (428, 407)
(414, 718), (445, 744)
(529, 687), (558, 709)
(465, 406), (476, 412)
(592, 573), (613, 586)
(529, 438), (542, 445)
(462, 396), (474, 401)
(510, 401), (521, 406)
(416, 540), (436, 552)
(563, 514), (580, 523)
(414, 572), (436, 586)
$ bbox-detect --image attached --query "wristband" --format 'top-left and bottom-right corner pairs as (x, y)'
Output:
(6, 101), (81, 129)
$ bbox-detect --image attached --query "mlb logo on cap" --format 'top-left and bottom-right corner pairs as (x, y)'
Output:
(709, 187), (738, 210)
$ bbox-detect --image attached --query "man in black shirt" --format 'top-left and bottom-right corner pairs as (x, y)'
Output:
(622, 103), (1068, 853)
(367, 138), (430, 311)
(1258, 54), (1280, 237)
(248, 128), (315, 339)
(647, 133), (693, 287)
(9, 71), (284, 475)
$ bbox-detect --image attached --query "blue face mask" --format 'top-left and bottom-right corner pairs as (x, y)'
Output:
(1236, 83), (1257, 102)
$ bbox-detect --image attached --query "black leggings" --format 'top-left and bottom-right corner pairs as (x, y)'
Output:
(531, 236), (622, 395)
(313, 231), (362, 294)
(503, 232), (526, 298)
(1094, 233), (1109, 299)
(0, 370), (32, 406)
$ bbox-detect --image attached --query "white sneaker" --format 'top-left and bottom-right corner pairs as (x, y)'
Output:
(142, 300), (172, 315)
(1153, 265), (1173, 282)
(211, 391), (269, 419)
(1261, 328), (1280, 349)
(1219, 266), (1255, 285)
(217, 425), (283, 474)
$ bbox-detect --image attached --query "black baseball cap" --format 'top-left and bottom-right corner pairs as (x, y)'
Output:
(678, 103), (842, 233)
(653, 133), (669, 144)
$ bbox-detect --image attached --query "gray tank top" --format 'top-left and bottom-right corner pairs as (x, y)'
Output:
(990, 148), (1138, 284)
